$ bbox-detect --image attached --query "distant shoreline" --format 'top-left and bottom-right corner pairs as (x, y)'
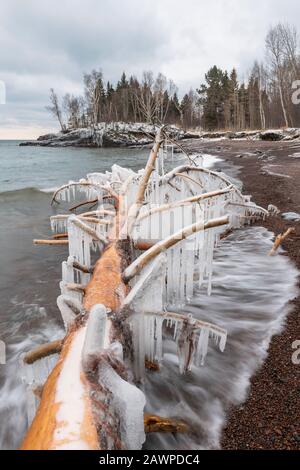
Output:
(19, 124), (300, 148)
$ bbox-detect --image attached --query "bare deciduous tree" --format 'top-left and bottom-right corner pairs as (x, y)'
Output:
(266, 25), (290, 127)
(46, 88), (65, 132)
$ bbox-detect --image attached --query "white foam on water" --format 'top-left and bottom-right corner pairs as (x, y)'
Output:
(201, 154), (223, 169)
(143, 227), (298, 450)
(39, 187), (60, 194)
(0, 303), (63, 449)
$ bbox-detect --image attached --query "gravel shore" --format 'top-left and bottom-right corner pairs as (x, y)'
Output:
(183, 138), (300, 450)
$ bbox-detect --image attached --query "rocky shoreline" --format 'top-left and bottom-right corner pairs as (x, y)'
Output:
(19, 122), (191, 148)
(20, 123), (300, 148)
(182, 137), (300, 450)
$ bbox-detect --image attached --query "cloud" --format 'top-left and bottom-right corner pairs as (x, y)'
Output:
(0, 0), (300, 137)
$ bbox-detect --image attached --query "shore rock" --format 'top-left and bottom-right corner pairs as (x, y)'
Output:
(20, 122), (187, 148)
(20, 123), (300, 148)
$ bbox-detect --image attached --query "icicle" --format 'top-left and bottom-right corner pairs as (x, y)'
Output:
(155, 316), (163, 362)
(194, 328), (209, 367)
(21, 354), (59, 426)
(57, 294), (82, 329)
(176, 318), (195, 374)
(185, 237), (195, 302)
(130, 313), (145, 380)
(62, 257), (74, 284)
(59, 280), (82, 304)
(67, 216), (93, 268)
(145, 315), (155, 362)
(50, 216), (68, 234)
(173, 319), (179, 339)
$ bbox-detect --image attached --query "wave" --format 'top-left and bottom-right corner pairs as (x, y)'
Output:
(0, 186), (58, 199)
(145, 227), (299, 450)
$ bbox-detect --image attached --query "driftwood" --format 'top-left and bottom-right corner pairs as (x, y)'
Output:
(33, 239), (69, 246)
(52, 233), (68, 239)
(144, 414), (188, 434)
(268, 228), (295, 256)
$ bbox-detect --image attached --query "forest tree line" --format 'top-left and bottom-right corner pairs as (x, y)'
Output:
(48, 23), (300, 132)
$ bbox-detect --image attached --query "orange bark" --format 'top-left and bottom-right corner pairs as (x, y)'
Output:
(144, 414), (188, 433)
(84, 243), (128, 312)
(21, 330), (99, 450)
(22, 241), (128, 450)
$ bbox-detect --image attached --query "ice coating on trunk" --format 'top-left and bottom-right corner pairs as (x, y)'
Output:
(53, 327), (93, 450)
(98, 363), (146, 450)
(82, 304), (110, 366)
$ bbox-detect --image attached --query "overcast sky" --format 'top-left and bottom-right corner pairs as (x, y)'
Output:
(0, 0), (299, 139)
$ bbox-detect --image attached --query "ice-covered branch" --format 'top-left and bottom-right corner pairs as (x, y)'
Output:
(123, 215), (230, 282)
(226, 201), (269, 217)
(51, 182), (118, 205)
(137, 186), (233, 222)
(69, 215), (108, 245)
(120, 128), (164, 237)
(69, 199), (98, 211)
(144, 311), (227, 340)
(163, 165), (243, 196)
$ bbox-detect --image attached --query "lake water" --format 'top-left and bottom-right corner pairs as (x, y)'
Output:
(0, 141), (297, 450)
(0, 141), (150, 449)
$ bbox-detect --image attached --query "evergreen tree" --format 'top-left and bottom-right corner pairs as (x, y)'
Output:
(197, 66), (227, 130)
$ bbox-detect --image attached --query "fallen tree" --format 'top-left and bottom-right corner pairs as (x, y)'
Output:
(21, 128), (268, 450)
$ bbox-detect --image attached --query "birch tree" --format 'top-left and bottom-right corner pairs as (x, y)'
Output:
(266, 26), (290, 127)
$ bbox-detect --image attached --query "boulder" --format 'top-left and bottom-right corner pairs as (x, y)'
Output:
(260, 130), (284, 141)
